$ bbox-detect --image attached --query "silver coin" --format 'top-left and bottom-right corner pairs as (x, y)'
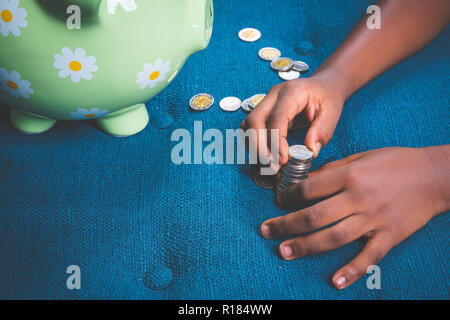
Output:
(219, 96), (242, 112)
(289, 145), (314, 161)
(276, 145), (314, 195)
(258, 47), (281, 61)
(241, 98), (253, 112)
(189, 93), (214, 111)
(278, 70), (300, 81)
(238, 28), (261, 42)
(252, 172), (277, 189)
(292, 60), (310, 73)
(270, 57), (293, 72)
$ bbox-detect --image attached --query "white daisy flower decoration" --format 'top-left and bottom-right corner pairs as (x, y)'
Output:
(0, 0), (28, 37)
(136, 59), (171, 90)
(0, 67), (33, 99)
(70, 108), (109, 120)
(53, 47), (98, 83)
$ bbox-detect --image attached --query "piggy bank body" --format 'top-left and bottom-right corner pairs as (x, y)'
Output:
(0, 0), (213, 135)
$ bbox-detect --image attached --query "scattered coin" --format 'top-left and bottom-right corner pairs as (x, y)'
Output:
(278, 70), (300, 81)
(258, 47), (281, 61)
(219, 96), (242, 112)
(292, 60), (310, 73)
(238, 28), (261, 42)
(189, 93), (214, 111)
(249, 94), (266, 109)
(270, 57), (293, 72)
(253, 171), (278, 189)
(241, 98), (253, 112)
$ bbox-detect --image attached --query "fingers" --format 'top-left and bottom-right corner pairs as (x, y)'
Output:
(307, 153), (363, 178)
(332, 232), (393, 289)
(277, 214), (373, 260)
(266, 88), (309, 164)
(240, 86), (280, 166)
(276, 166), (348, 207)
(261, 192), (356, 238)
(304, 102), (342, 157)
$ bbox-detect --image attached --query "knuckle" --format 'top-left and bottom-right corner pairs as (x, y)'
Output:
(302, 209), (321, 229)
(285, 79), (300, 91)
(347, 264), (365, 278)
(344, 165), (363, 187)
(366, 249), (385, 265)
(313, 123), (333, 144)
(295, 239), (314, 256)
(270, 218), (288, 236)
(330, 227), (349, 245)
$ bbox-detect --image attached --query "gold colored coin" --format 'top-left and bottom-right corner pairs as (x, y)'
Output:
(189, 93), (214, 111)
(270, 57), (293, 72)
(251, 95), (265, 107)
(193, 96), (211, 108)
(273, 58), (291, 68)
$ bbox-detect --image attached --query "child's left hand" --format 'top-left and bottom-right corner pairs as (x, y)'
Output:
(260, 146), (449, 289)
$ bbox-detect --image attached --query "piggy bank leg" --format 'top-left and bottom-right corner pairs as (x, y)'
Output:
(96, 103), (149, 137)
(10, 108), (57, 134)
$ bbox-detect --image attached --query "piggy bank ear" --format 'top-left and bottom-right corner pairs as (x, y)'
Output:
(39, 0), (102, 20)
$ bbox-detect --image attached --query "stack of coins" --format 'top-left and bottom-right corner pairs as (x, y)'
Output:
(276, 145), (313, 194)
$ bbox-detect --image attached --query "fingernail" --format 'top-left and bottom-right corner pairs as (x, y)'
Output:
(335, 276), (346, 289)
(261, 224), (271, 238)
(280, 245), (292, 259)
(314, 142), (322, 157)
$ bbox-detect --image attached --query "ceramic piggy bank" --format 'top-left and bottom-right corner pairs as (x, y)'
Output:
(0, 0), (213, 136)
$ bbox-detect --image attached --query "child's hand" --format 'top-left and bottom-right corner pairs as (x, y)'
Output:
(240, 0), (450, 167)
(260, 146), (450, 289)
(240, 74), (345, 166)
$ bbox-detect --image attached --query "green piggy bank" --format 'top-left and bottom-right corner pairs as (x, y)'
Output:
(0, 0), (213, 136)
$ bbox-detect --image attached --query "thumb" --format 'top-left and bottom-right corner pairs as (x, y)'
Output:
(304, 106), (341, 157)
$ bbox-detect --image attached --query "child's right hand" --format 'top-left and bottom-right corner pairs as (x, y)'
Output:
(240, 74), (346, 167)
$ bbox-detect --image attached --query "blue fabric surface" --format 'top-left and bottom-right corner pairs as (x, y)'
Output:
(0, 0), (449, 299)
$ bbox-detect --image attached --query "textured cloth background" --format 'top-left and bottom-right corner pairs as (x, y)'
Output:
(0, 0), (449, 299)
